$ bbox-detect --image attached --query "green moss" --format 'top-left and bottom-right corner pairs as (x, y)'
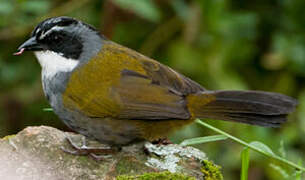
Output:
(1, 134), (16, 141)
(116, 156), (151, 174)
(201, 160), (223, 180)
(117, 171), (196, 180)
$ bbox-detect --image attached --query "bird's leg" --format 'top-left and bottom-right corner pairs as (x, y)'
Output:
(61, 135), (116, 161)
(151, 138), (173, 145)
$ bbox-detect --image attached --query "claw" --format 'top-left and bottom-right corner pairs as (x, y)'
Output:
(89, 153), (112, 161)
(60, 146), (88, 155)
(61, 135), (116, 161)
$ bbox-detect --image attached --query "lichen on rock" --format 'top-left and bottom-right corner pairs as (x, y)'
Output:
(144, 142), (206, 173)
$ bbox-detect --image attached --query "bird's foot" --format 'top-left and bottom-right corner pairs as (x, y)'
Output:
(61, 135), (115, 161)
(151, 138), (173, 145)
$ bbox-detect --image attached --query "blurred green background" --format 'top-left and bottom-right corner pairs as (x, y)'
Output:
(0, 0), (304, 179)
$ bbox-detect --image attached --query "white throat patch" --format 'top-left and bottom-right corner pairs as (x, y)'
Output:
(35, 51), (79, 78)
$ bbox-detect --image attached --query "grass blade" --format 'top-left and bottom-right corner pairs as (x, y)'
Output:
(43, 108), (53, 112)
(240, 147), (250, 180)
(195, 119), (305, 172)
(295, 160), (303, 180)
(180, 135), (227, 146)
(279, 140), (286, 158)
(295, 171), (302, 180)
(113, 0), (161, 22)
(269, 164), (289, 179)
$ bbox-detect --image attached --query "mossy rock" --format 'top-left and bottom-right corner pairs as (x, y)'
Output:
(0, 126), (223, 179)
(201, 160), (223, 180)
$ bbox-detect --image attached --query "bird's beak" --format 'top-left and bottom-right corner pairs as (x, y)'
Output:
(14, 37), (44, 56)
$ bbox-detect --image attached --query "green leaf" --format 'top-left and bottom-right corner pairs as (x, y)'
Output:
(249, 141), (275, 156)
(20, 0), (50, 14)
(43, 108), (53, 112)
(0, 1), (13, 14)
(240, 147), (250, 180)
(180, 135), (227, 146)
(170, 0), (189, 20)
(113, 0), (161, 22)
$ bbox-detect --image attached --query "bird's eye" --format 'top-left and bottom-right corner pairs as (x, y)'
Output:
(53, 35), (63, 43)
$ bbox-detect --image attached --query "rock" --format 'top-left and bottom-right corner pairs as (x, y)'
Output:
(0, 126), (223, 180)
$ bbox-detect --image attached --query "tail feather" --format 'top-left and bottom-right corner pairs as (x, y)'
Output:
(203, 112), (287, 127)
(187, 90), (297, 127)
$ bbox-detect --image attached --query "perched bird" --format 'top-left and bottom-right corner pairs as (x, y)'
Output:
(15, 17), (297, 155)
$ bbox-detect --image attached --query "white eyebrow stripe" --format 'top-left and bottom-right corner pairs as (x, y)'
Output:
(39, 26), (65, 40)
(35, 28), (41, 34)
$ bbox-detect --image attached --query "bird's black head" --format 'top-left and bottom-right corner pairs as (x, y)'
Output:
(15, 16), (103, 60)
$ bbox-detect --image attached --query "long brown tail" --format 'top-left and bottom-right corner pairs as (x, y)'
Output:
(187, 90), (297, 127)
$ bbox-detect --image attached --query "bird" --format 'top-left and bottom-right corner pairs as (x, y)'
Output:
(15, 16), (297, 157)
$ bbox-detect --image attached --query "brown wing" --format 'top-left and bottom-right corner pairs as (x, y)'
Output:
(63, 41), (204, 120)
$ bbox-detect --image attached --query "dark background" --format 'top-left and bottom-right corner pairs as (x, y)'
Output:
(0, 0), (304, 179)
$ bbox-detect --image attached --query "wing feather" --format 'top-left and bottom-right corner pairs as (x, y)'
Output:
(63, 41), (204, 120)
